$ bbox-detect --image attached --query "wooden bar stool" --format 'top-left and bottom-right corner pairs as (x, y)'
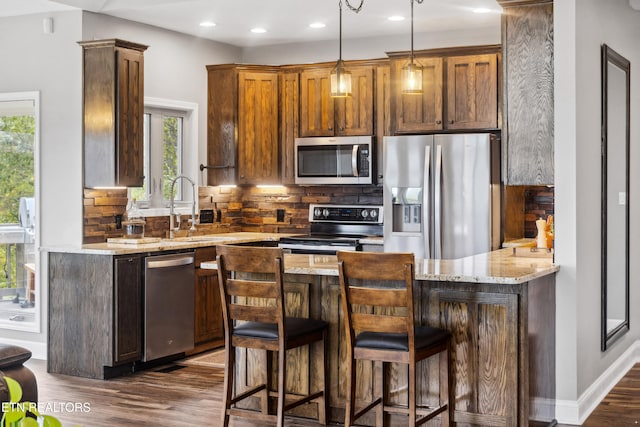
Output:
(337, 251), (455, 427)
(216, 245), (329, 427)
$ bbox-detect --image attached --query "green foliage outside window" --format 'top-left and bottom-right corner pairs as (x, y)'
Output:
(162, 116), (179, 200)
(0, 116), (34, 290)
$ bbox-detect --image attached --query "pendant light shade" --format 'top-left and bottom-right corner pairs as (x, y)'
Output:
(401, 62), (423, 94)
(402, 0), (424, 95)
(331, 0), (352, 97)
(331, 60), (352, 97)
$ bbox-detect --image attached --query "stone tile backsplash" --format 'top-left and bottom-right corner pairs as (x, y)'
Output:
(84, 185), (383, 244)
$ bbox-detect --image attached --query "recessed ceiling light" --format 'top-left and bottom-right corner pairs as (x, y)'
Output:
(388, 15), (405, 22)
(251, 27), (267, 34)
(473, 8), (491, 14)
(309, 22), (326, 29)
(199, 21), (216, 27)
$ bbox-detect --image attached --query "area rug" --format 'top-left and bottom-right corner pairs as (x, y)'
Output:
(177, 349), (225, 369)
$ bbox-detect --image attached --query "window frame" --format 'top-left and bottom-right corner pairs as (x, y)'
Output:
(130, 98), (199, 217)
(0, 91), (40, 333)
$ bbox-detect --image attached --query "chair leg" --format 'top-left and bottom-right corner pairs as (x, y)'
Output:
(318, 330), (329, 425)
(276, 348), (286, 427)
(344, 350), (356, 427)
(221, 344), (235, 427)
(447, 340), (455, 426)
(375, 361), (384, 427)
(263, 350), (272, 416)
(409, 360), (417, 427)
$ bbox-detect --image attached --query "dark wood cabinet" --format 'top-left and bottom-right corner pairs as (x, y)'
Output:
(80, 39), (147, 188)
(193, 247), (223, 350)
(500, 0), (554, 185)
(114, 255), (143, 364)
(299, 65), (374, 137)
(206, 65), (280, 185)
(391, 56), (444, 133)
(391, 49), (500, 134)
(279, 70), (299, 185)
(49, 252), (143, 379)
(446, 54), (498, 129)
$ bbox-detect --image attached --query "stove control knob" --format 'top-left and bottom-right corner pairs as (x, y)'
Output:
(361, 210), (369, 218)
(314, 208), (322, 218)
(370, 209), (378, 219)
(322, 209), (329, 217)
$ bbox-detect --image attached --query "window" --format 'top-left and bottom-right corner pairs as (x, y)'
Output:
(0, 92), (39, 332)
(130, 99), (198, 214)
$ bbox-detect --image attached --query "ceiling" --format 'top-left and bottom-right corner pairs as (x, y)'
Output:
(0, 0), (503, 47)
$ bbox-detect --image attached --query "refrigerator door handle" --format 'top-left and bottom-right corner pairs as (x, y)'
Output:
(423, 145), (431, 259)
(434, 144), (443, 259)
(351, 145), (359, 177)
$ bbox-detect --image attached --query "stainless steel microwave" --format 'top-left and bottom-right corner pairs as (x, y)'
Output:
(294, 136), (373, 185)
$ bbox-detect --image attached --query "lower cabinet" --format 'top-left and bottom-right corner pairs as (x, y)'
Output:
(114, 255), (143, 364)
(193, 247), (224, 351)
(48, 252), (143, 379)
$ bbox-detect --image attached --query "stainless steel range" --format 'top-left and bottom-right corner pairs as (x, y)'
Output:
(278, 204), (383, 255)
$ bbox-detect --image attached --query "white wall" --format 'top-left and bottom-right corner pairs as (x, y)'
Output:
(242, 26), (500, 64)
(555, 0), (640, 423)
(0, 10), (84, 352)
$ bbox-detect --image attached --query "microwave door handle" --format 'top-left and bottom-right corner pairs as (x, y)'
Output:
(352, 145), (359, 177)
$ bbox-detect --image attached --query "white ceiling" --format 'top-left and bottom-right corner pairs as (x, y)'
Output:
(0, 0), (503, 47)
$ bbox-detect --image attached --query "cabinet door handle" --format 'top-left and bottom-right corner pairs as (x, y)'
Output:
(436, 120), (442, 125)
(449, 120), (454, 124)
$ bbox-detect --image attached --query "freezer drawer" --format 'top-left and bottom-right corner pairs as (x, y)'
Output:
(144, 252), (195, 361)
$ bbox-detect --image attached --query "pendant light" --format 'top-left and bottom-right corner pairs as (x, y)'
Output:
(331, 0), (351, 97)
(401, 0), (424, 95)
(330, 0), (364, 98)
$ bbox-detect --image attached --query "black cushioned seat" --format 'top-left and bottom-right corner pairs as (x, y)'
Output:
(234, 317), (329, 341)
(355, 326), (452, 352)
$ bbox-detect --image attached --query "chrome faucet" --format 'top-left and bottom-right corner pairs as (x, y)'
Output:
(169, 175), (197, 239)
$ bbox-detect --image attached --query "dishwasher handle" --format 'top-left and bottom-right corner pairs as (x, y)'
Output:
(146, 255), (194, 269)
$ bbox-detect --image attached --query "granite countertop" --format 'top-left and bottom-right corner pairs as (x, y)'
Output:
(202, 247), (559, 285)
(45, 232), (291, 255)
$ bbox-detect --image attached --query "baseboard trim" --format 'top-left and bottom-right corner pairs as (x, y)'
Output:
(555, 340), (640, 425)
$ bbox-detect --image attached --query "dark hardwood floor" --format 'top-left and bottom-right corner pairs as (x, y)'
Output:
(24, 359), (640, 426)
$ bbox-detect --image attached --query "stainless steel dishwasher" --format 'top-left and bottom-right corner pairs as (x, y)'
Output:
(143, 251), (195, 361)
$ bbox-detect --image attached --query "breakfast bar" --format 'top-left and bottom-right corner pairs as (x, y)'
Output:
(202, 247), (559, 426)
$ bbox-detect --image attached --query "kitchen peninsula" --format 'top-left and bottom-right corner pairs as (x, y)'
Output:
(48, 232), (557, 425)
(202, 246), (558, 426)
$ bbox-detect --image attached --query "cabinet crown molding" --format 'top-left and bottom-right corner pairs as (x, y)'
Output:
(78, 38), (148, 52)
(496, 0), (552, 7)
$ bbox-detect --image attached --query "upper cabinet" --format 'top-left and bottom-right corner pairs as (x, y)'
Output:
(206, 65), (280, 186)
(391, 57), (444, 133)
(280, 70), (299, 185)
(499, 0), (554, 185)
(80, 39), (147, 188)
(299, 65), (374, 137)
(390, 47), (500, 134)
(446, 54), (498, 130)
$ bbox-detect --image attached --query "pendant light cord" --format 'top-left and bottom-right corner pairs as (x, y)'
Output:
(410, 0), (424, 65)
(339, 0), (343, 61)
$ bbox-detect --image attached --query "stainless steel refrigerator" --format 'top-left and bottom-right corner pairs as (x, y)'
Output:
(383, 134), (501, 259)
